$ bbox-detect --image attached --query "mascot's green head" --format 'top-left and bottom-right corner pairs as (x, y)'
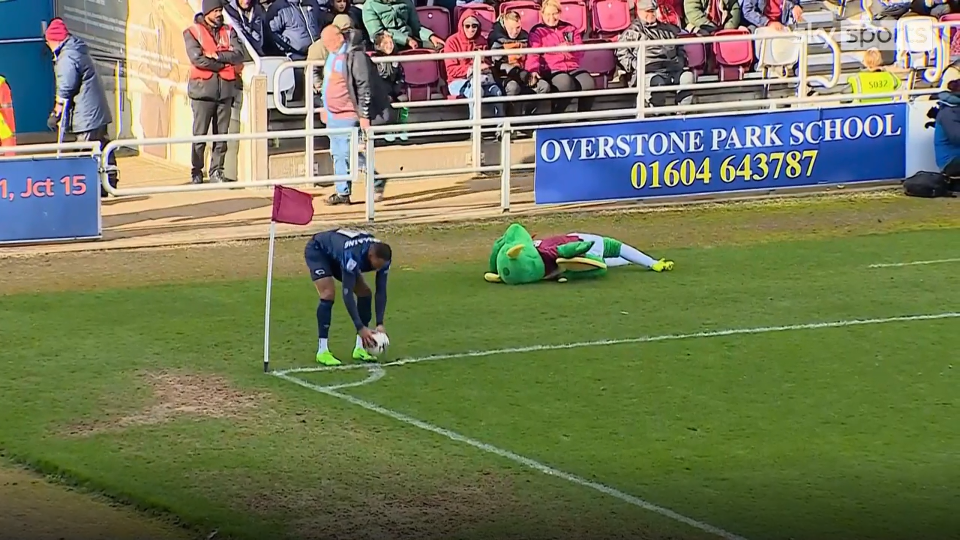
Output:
(484, 223), (545, 285)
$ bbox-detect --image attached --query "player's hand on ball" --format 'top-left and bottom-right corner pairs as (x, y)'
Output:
(359, 327), (377, 347)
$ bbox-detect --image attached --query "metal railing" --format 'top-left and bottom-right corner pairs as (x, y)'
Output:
(274, 30), (844, 167)
(99, 127), (361, 196)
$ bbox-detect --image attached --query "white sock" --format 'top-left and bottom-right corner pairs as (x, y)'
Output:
(318, 338), (328, 354)
(603, 257), (632, 268)
(355, 335), (364, 349)
(618, 244), (658, 268)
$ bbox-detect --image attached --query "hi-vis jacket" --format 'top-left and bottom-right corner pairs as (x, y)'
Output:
(183, 16), (247, 101)
(0, 75), (15, 153)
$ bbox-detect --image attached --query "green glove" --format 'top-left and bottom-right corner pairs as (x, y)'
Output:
(556, 241), (594, 259)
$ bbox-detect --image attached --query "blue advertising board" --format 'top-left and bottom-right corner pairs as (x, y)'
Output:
(534, 104), (908, 205)
(0, 155), (102, 244)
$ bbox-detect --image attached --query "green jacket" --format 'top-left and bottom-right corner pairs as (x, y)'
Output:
(683, 0), (741, 31)
(361, 0), (434, 47)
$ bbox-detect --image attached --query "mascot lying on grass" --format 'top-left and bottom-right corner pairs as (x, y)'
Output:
(484, 223), (674, 284)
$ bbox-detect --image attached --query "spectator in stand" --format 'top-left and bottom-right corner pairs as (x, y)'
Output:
(911, 0), (959, 16)
(617, 0), (695, 107)
(525, 0), (594, 114)
(845, 48), (902, 103)
(860, 0), (912, 20)
(684, 0), (741, 34)
(934, 79), (960, 179)
(371, 31), (409, 141)
(319, 25), (392, 205)
(264, 0), (325, 60)
(45, 18), (118, 196)
(224, 0), (271, 56)
(741, 0), (802, 31)
(184, 0), (246, 184)
(444, 10), (504, 120)
(309, 14), (355, 94)
(322, 0), (368, 43)
(656, 0), (686, 26)
(362, 0), (445, 51)
(489, 11), (552, 116)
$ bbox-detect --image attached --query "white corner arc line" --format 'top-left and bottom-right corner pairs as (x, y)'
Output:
(273, 312), (960, 376)
(868, 258), (960, 268)
(272, 371), (751, 540)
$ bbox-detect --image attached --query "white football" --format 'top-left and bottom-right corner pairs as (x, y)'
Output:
(365, 332), (390, 356)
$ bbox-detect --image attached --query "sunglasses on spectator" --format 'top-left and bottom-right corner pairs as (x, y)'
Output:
(464, 23), (479, 29)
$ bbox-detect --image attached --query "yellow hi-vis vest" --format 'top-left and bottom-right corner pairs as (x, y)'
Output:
(848, 70), (902, 104)
(0, 76), (11, 140)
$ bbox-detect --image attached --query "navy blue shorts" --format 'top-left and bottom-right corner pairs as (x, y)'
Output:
(304, 241), (342, 282)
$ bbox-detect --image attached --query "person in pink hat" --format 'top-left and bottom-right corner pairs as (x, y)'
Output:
(45, 17), (118, 197)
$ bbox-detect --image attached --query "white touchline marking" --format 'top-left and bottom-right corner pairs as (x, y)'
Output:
(274, 312), (960, 376)
(868, 258), (960, 269)
(272, 370), (752, 540)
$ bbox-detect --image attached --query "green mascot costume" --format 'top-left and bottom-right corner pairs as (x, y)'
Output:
(485, 223), (675, 284)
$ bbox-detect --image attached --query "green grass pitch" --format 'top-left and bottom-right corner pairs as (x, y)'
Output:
(1, 195), (958, 540)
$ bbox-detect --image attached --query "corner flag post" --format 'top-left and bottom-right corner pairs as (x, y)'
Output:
(264, 185), (315, 373)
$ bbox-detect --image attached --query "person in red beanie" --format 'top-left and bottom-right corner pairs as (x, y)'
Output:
(45, 17), (118, 197)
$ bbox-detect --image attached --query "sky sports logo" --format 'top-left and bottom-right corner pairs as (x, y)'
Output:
(791, 19), (952, 52)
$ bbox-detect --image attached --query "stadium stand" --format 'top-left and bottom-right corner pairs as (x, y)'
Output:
(253, 0), (943, 154)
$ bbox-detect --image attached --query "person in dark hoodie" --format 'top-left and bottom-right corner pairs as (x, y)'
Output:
(319, 25), (392, 205)
(264, 0), (325, 60)
(488, 10), (551, 116)
(224, 0), (272, 56)
(184, 0), (247, 184)
(934, 80), (960, 183)
(443, 10), (504, 120)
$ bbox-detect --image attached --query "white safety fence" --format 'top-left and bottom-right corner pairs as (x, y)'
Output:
(275, 30), (844, 167)
(4, 23), (955, 220)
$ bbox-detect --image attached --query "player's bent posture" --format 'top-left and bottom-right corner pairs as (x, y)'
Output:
(304, 228), (392, 366)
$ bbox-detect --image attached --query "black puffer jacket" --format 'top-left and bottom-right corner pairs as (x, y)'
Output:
(616, 19), (686, 86)
(342, 30), (392, 120)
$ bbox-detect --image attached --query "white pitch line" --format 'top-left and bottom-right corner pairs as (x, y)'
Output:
(867, 258), (960, 269)
(274, 312), (960, 376)
(272, 371), (752, 540)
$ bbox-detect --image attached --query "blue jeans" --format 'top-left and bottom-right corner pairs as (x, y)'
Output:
(326, 116), (367, 196)
(447, 78), (504, 119)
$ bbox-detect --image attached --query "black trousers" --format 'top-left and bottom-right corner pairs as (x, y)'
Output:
(191, 98), (233, 177)
(75, 125), (117, 197)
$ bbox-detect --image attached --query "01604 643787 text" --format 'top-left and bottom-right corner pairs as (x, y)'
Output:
(0, 175), (89, 201)
(629, 150), (820, 190)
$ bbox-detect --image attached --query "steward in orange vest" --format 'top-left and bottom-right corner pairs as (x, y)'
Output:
(0, 74), (15, 155)
(183, 0), (247, 184)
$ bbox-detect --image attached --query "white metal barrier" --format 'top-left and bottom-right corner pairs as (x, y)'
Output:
(7, 22), (956, 223)
(274, 30), (843, 167)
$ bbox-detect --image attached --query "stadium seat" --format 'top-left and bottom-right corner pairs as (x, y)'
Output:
(895, 15), (945, 89)
(939, 13), (960, 59)
(398, 49), (442, 101)
(754, 25), (801, 77)
(591, 0), (631, 40)
(500, 1), (542, 33)
(580, 39), (618, 88)
(712, 28), (754, 81)
(678, 34), (707, 76)
(559, 1), (588, 36)
(454, 4), (496, 39)
(417, 6), (453, 40)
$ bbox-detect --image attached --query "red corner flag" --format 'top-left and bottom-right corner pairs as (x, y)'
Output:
(271, 185), (314, 225)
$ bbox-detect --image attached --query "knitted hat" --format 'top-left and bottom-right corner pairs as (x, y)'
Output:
(45, 18), (69, 42)
(202, 0), (223, 15)
(635, 0), (658, 10)
(332, 14), (353, 29)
